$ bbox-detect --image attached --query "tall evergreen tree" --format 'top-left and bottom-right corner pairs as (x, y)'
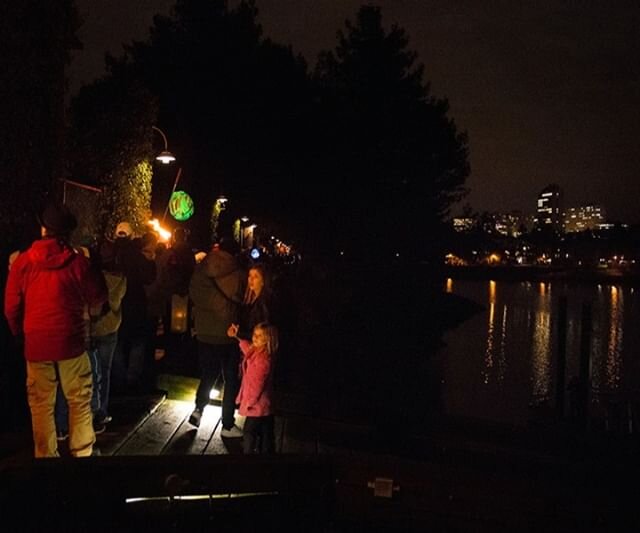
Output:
(313, 5), (469, 261)
(0, 1), (81, 251)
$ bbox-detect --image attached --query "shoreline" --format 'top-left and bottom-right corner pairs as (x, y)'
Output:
(441, 265), (640, 286)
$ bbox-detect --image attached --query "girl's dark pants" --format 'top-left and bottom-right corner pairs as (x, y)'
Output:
(243, 415), (275, 454)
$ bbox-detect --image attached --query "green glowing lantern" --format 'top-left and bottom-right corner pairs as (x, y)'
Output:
(169, 190), (194, 221)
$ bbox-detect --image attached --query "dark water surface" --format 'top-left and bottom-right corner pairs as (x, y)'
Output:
(435, 278), (640, 427)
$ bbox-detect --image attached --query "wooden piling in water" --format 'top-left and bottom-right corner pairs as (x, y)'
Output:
(578, 302), (592, 430)
(555, 296), (568, 418)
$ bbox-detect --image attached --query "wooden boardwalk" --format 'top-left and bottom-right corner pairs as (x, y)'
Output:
(89, 392), (339, 458)
(1, 382), (638, 532)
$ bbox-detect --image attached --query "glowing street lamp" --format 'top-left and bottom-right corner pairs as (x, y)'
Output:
(210, 195), (229, 243)
(239, 216), (249, 249)
(152, 125), (176, 164)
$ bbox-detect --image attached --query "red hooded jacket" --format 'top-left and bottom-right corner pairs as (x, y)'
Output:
(4, 238), (107, 362)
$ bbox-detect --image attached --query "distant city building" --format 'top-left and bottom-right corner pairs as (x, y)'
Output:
(522, 214), (536, 233)
(597, 222), (627, 231)
(534, 184), (563, 233)
(494, 211), (527, 237)
(453, 217), (475, 232)
(564, 204), (606, 233)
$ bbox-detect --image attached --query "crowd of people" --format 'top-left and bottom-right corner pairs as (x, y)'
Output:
(4, 202), (282, 457)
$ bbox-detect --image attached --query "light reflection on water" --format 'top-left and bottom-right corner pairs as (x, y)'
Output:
(481, 281), (495, 384)
(531, 282), (552, 403)
(606, 286), (623, 390)
(482, 280), (507, 385)
(439, 278), (637, 426)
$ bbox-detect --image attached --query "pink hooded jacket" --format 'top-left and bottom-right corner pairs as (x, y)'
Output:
(235, 339), (273, 417)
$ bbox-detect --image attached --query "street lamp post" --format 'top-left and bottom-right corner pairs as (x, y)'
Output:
(150, 125), (181, 225)
(152, 125), (176, 164)
(162, 167), (183, 225)
(239, 216), (249, 249)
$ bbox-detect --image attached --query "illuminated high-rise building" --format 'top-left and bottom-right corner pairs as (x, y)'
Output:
(563, 204), (606, 233)
(534, 184), (563, 233)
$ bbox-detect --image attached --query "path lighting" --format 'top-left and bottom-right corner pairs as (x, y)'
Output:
(245, 224), (257, 250)
(238, 216), (249, 249)
(210, 195), (229, 244)
(152, 125), (176, 164)
(170, 294), (189, 333)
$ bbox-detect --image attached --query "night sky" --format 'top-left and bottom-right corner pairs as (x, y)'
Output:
(70, 0), (640, 223)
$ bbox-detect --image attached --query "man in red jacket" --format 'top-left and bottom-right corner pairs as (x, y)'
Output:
(4, 203), (107, 457)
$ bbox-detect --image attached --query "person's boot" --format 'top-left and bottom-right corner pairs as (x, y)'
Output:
(188, 407), (202, 427)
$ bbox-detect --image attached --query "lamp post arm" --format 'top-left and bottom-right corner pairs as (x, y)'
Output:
(162, 167), (183, 225)
(152, 125), (169, 151)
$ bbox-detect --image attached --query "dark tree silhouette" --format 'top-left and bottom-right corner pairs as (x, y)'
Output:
(66, 1), (469, 263)
(0, 0), (81, 433)
(67, 71), (158, 239)
(0, 1), (81, 252)
(312, 5), (469, 261)
(110, 0), (311, 248)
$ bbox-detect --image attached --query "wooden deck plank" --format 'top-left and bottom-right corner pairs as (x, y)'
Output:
(114, 399), (191, 456)
(163, 404), (222, 455)
(203, 412), (245, 455)
(274, 415), (286, 452)
(96, 393), (370, 458)
(274, 390), (313, 416)
(97, 394), (166, 456)
(279, 415), (320, 454)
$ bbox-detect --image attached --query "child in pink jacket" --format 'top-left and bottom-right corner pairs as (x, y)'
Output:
(227, 321), (278, 453)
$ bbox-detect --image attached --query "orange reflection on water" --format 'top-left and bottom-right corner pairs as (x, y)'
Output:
(446, 278), (453, 293)
(606, 286), (623, 389)
(498, 304), (508, 383)
(483, 299), (495, 384)
(538, 282), (548, 296)
(482, 280), (508, 384)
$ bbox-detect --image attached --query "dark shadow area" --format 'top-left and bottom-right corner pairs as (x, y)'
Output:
(0, 259), (32, 459)
(0, 455), (335, 533)
(164, 428), (198, 455)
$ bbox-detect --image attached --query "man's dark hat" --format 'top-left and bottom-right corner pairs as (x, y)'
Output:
(217, 233), (239, 255)
(37, 202), (78, 235)
(99, 240), (116, 265)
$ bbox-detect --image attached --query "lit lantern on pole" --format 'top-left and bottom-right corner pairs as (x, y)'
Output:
(170, 294), (189, 333)
(169, 190), (194, 221)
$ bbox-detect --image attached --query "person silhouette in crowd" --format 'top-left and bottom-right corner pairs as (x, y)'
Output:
(88, 241), (127, 430)
(112, 222), (157, 393)
(4, 202), (107, 457)
(147, 227), (196, 361)
(55, 240), (127, 437)
(188, 234), (244, 437)
(237, 263), (278, 340)
(166, 227), (196, 297)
